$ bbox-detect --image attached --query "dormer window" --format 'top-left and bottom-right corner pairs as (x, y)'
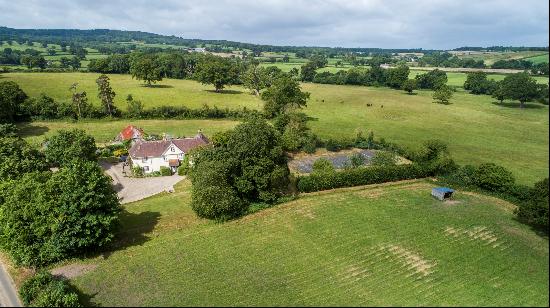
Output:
(171, 147), (175, 152)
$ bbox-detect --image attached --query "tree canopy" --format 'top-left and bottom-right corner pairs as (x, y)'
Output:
(194, 55), (239, 92)
(261, 76), (310, 118)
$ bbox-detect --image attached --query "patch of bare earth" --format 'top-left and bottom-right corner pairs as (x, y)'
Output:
(50, 263), (98, 279)
(444, 226), (505, 248)
(381, 244), (437, 277)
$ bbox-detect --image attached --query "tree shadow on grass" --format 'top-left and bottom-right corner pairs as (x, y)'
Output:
(205, 89), (243, 94)
(15, 122), (50, 138)
(140, 84), (173, 89)
(99, 211), (161, 260)
(492, 101), (546, 109)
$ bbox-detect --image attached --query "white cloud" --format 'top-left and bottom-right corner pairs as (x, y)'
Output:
(0, 0), (548, 48)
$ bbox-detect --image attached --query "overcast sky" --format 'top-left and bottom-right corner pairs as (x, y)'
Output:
(0, 0), (548, 49)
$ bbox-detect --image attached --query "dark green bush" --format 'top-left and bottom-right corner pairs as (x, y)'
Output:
(325, 139), (342, 152)
(297, 163), (432, 193)
(473, 163), (515, 192)
(177, 156), (190, 175)
(515, 178), (549, 229)
(160, 166), (172, 176)
(19, 271), (81, 307)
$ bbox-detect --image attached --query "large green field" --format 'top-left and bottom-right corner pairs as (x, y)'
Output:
(69, 179), (548, 306)
(17, 119), (239, 146)
(4, 72), (548, 184)
(2, 72), (262, 110)
(455, 51), (549, 65)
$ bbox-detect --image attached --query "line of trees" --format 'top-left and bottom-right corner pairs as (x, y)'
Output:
(464, 72), (549, 107)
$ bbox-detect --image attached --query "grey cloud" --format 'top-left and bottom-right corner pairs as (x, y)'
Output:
(0, 0), (547, 49)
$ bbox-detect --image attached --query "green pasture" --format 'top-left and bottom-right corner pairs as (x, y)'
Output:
(70, 180), (548, 306)
(17, 119), (239, 146)
(4, 72), (548, 184)
(456, 51), (548, 65)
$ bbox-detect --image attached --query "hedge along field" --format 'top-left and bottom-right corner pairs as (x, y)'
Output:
(2, 72), (263, 110)
(17, 119), (239, 145)
(4, 72), (548, 184)
(71, 180), (548, 306)
(300, 83), (549, 185)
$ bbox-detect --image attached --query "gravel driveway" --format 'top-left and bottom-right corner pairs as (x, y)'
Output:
(100, 161), (185, 204)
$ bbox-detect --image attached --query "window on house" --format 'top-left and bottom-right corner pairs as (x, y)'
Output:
(171, 147), (175, 152)
(143, 166), (149, 171)
(142, 157), (147, 163)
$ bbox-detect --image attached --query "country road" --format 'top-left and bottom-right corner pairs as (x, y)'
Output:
(0, 262), (21, 307)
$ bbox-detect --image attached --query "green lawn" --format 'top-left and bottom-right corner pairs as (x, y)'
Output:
(17, 119), (239, 146)
(2, 72), (262, 110)
(71, 180), (549, 306)
(5, 73), (548, 184)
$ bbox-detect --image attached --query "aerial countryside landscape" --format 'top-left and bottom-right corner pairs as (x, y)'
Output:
(0, 0), (548, 307)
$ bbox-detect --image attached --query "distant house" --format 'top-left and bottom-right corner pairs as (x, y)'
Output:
(116, 125), (145, 142)
(129, 132), (209, 173)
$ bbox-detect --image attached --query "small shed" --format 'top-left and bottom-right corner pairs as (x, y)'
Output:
(431, 187), (454, 201)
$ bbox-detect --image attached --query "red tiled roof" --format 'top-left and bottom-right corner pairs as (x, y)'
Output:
(118, 125), (144, 141)
(129, 133), (209, 158)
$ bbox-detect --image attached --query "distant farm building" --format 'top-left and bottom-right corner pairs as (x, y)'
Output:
(116, 125), (145, 142)
(431, 187), (455, 201)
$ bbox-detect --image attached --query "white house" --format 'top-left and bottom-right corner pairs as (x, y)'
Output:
(128, 132), (209, 174)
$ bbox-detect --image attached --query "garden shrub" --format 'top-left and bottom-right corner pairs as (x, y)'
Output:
(325, 139), (342, 152)
(370, 151), (397, 167)
(160, 166), (172, 176)
(349, 153), (366, 168)
(132, 166), (144, 177)
(19, 271), (81, 307)
(312, 158), (335, 174)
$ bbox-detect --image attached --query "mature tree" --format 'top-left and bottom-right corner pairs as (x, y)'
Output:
(261, 76), (310, 118)
(190, 118), (290, 220)
(69, 83), (91, 119)
(130, 54), (163, 86)
(415, 69), (448, 89)
(190, 160), (247, 220)
(300, 61), (317, 82)
(194, 55), (239, 92)
(21, 94), (59, 119)
(500, 72), (540, 108)
(96, 74), (117, 116)
(516, 178), (549, 229)
(69, 56), (81, 70)
(463, 72), (498, 95)
(401, 79), (417, 94)
(242, 63), (268, 95)
(492, 81), (505, 104)
(47, 48), (56, 56)
(59, 57), (71, 68)
(0, 81), (27, 123)
(432, 85), (454, 104)
(282, 54), (290, 63)
(309, 54), (328, 68)
(0, 136), (48, 180)
(385, 64), (409, 89)
(44, 129), (97, 166)
(125, 94), (144, 118)
(0, 160), (120, 266)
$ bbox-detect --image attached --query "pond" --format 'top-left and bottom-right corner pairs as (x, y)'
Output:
(288, 149), (376, 173)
